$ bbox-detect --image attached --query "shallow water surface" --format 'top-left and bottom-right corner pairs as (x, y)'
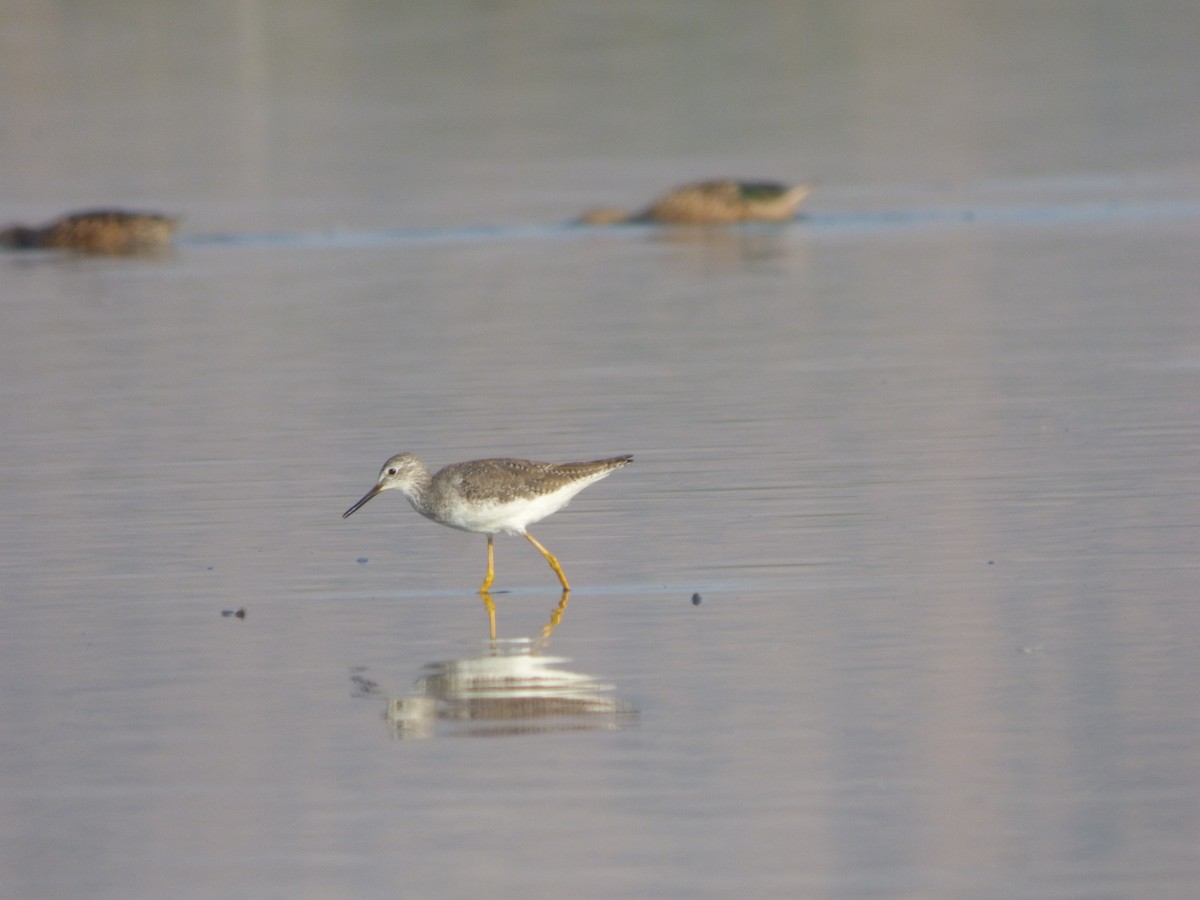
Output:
(3, 2), (1200, 898)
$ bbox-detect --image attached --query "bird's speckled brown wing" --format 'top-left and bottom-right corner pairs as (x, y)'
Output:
(439, 456), (631, 503)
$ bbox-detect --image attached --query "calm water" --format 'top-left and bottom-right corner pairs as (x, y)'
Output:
(3, 2), (1200, 898)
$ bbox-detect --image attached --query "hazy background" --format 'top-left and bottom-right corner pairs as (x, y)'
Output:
(3, 2), (1199, 898)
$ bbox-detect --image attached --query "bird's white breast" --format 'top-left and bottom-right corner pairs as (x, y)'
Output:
(432, 476), (603, 535)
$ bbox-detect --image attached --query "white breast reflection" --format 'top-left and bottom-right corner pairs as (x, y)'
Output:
(355, 593), (637, 739)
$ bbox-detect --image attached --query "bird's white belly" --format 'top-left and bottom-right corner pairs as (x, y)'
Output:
(431, 489), (579, 535)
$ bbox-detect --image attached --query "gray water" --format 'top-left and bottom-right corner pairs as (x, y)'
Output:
(3, 2), (1200, 898)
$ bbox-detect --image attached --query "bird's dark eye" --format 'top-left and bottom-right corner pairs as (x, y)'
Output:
(387, 468), (397, 475)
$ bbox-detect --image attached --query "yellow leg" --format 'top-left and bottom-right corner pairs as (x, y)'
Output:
(480, 534), (495, 593)
(481, 591), (496, 642)
(524, 531), (571, 592)
(540, 590), (570, 640)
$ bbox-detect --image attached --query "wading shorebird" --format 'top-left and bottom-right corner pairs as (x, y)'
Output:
(343, 453), (632, 593)
(577, 179), (810, 225)
(0, 209), (178, 254)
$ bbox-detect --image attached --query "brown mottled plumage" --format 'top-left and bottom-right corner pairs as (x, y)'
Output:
(578, 180), (810, 225)
(343, 453), (632, 592)
(1, 209), (178, 254)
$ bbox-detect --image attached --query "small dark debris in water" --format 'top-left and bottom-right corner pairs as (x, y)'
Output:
(221, 607), (247, 619)
(988, 560), (995, 565)
(356, 557), (369, 565)
(691, 592), (702, 605)
(206, 566), (214, 571)
(350, 672), (381, 696)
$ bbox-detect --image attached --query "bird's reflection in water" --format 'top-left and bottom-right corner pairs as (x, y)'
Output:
(647, 223), (798, 267)
(381, 591), (637, 739)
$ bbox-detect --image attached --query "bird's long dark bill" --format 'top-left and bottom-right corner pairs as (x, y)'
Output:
(343, 485), (382, 518)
